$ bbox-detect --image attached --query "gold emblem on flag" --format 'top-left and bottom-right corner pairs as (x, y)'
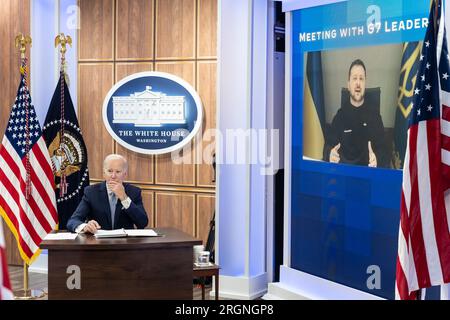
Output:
(397, 43), (421, 118)
(48, 131), (84, 179)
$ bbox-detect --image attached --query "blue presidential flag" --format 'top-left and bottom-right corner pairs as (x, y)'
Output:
(43, 73), (89, 230)
(393, 42), (421, 169)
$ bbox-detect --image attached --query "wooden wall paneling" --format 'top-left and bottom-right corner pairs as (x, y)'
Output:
(115, 63), (154, 184)
(155, 192), (195, 236)
(141, 190), (154, 228)
(0, 0), (31, 266)
(116, 0), (154, 61)
(3, 224), (21, 266)
(115, 62), (153, 82)
(197, 0), (217, 59)
(78, 63), (114, 179)
(155, 61), (195, 86)
(155, 62), (196, 186)
(79, 0), (114, 61)
(155, 0), (196, 60)
(119, 149), (154, 184)
(196, 195), (215, 246)
(196, 61), (216, 187)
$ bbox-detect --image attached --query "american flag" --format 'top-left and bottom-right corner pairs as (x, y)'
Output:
(0, 74), (58, 266)
(396, 0), (450, 300)
(0, 219), (13, 300)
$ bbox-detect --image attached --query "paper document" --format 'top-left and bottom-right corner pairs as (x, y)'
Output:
(94, 229), (158, 238)
(44, 233), (78, 240)
(194, 262), (214, 267)
(124, 229), (158, 237)
(94, 229), (127, 238)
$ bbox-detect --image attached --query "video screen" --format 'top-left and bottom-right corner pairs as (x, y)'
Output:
(302, 43), (421, 169)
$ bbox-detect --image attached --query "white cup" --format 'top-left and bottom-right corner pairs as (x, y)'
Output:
(193, 245), (204, 263)
(198, 251), (210, 266)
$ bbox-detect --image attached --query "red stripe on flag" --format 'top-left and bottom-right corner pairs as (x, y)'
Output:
(0, 196), (35, 259)
(442, 105), (450, 121)
(28, 167), (57, 228)
(2, 143), (56, 235)
(442, 164), (450, 190)
(0, 147), (22, 184)
(442, 134), (450, 151)
(427, 120), (450, 283)
(20, 183), (53, 234)
(32, 141), (56, 189)
(396, 256), (417, 300)
(407, 124), (432, 289)
(399, 192), (410, 248)
(0, 167), (43, 250)
(30, 144), (58, 222)
(396, 191), (411, 299)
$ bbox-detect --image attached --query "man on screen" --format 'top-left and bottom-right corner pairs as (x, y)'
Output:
(323, 59), (388, 168)
(67, 154), (148, 233)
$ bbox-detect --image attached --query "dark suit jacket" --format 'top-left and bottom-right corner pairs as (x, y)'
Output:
(66, 182), (148, 232)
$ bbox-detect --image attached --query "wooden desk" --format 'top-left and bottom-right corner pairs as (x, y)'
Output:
(193, 264), (220, 300)
(41, 228), (201, 300)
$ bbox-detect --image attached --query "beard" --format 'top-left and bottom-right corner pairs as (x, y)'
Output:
(350, 90), (365, 105)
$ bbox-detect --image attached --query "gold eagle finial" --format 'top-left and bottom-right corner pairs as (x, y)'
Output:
(55, 33), (72, 56)
(15, 33), (32, 59)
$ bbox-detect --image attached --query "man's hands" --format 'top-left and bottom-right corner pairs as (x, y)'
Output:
(329, 143), (341, 163)
(107, 181), (127, 201)
(83, 220), (101, 234)
(368, 141), (377, 167)
(330, 142), (377, 167)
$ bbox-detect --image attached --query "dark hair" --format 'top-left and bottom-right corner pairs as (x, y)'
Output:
(348, 59), (366, 79)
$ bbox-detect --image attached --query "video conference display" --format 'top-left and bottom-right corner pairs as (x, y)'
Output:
(291, 0), (430, 299)
(302, 43), (420, 170)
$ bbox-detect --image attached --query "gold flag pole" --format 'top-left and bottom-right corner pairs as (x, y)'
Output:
(12, 33), (44, 300)
(15, 33), (31, 58)
(55, 33), (72, 57)
(15, 33), (31, 75)
(54, 33), (72, 196)
(55, 33), (72, 84)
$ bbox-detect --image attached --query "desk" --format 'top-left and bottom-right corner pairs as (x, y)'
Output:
(40, 228), (201, 300)
(193, 264), (220, 300)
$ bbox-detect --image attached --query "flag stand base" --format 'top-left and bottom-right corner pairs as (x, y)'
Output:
(13, 262), (47, 300)
(13, 289), (46, 300)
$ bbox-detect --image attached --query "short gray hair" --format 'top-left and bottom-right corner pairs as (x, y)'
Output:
(103, 154), (128, 172)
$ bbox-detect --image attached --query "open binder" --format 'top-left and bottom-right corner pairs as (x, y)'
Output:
(94, 228), (158, 238)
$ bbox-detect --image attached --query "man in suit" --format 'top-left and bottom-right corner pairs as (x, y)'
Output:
(67, 154), (148, 233)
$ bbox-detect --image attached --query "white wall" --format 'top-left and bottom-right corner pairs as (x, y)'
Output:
(217, 0), (270, 299)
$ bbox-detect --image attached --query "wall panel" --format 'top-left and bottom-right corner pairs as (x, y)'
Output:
(115, 62), (153, 81)
(198, 0), (217, 58)
(155, 192), (195, 236)
(78, 63), (114, 179)
(116, 0), (154, 61)
(155, 0), (196, 60)
(197, 62), (217, 187)
(197, 195), (215, 246)
(79, 0), (114, 61)
(142, 190), (154, 228)
(154, 61), (195, 86)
